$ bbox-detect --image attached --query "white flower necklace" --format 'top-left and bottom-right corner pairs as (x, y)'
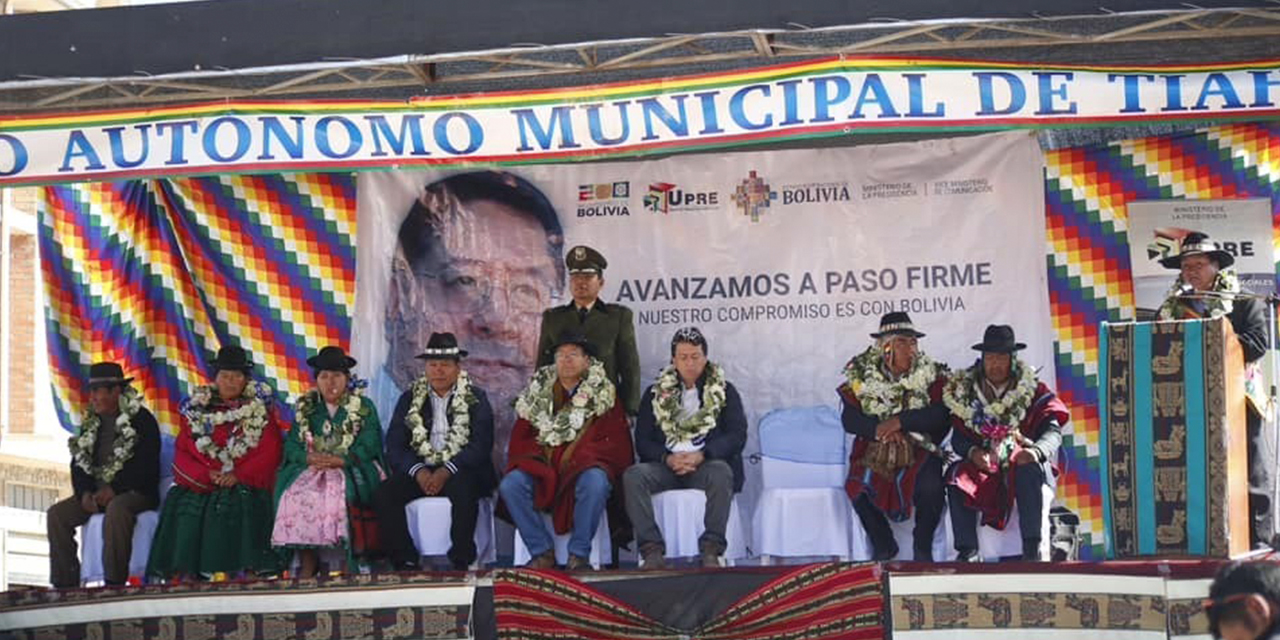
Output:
(181, 380), (274, 472)
(843, 347), (942, 420)
(942, 358), (1039, 430)
(70, 387), (143, 484)
(515, 359), (615, 447)
(294, 385), (367, 456)
(652, 363), (727, 448)
(406, 370), (476, 465)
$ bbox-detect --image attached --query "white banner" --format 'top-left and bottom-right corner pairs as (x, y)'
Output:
(351, 130), (1052, 525)
(1126, 198), (1274, 314)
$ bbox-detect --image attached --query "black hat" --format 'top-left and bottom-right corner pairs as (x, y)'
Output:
(552, 329), (595, 357)
(307, 346), (357, 372)
(566, 245), (607, 275)
(86, 362), (133, 389)
(209, 345), (254, 373)
(1159, 232), (1235, 269)
(870, 312), (926, 339)
(971, 325), (1027, 353)
(415, 332), (468, 360)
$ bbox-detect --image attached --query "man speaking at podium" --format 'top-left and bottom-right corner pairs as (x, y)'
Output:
(1156, 232), (1273, 549)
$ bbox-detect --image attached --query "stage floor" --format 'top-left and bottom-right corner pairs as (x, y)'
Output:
(0, 559), (1254, 640)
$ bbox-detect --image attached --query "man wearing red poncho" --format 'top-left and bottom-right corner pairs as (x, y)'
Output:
(500, 330), (633, 570)
(943, 325), (1068, 562)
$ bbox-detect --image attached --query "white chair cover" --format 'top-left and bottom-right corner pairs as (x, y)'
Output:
(404, 496), (497, 566)
(79, 478), (172, 584)
(751, 406), (853, 563)
(647, 489), (746, 562)
(512, 511), (611, 569)
(754, 487), (852, 561)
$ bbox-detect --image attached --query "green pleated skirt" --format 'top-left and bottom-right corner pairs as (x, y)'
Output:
(147, 485), (283, 579)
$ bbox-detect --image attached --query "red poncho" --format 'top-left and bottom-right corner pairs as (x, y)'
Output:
(947, 381), (1069, 530)
(504, 397), (634, 537)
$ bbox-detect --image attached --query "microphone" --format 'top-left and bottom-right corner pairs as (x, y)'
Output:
(1175, 282), (1196, 297)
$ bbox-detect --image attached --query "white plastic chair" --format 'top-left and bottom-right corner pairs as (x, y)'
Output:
(752, 406), (854, 564)
(641, 489), (746, 566)
(512, 511), (611, 569)
(404, 496), (497, 567)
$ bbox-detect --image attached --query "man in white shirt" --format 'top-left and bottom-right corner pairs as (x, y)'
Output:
(623, 327), (747, 569)
(375, 332), (497, 570)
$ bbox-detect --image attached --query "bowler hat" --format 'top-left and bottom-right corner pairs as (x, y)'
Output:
(307, 346), (357, 372)
(552, 329), (596, 357)
(209, 345), (255, 373)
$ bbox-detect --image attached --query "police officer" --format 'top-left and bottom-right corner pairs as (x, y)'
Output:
(535, 245), (641, 415)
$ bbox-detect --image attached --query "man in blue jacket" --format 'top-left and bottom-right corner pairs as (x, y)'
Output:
(374, 332), (497, 571)
(623, 327), (747, 569)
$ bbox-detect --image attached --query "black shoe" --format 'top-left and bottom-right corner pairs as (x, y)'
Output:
(871, 542), (900, 562)
(955, 549), (979, 563)
(393, 558), (420, 572)
(1022, 539), (1046, 562)
(913, 546), (934, 563)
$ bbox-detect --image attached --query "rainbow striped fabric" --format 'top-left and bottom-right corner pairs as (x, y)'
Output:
(1045, 122), (1280, 559)
(39, 173), (357, 435)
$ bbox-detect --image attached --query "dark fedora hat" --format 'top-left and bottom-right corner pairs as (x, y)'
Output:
(870, 311), (926, 339)
(416, 332), (468, 360)
(307, 345), (357, 372)
(1159, 232), (1235, 269)
(971, 324), (1027, 353)
(209, 345), (255, 373)
(552, 329), (596, 357)
(86, 362), (134, 389)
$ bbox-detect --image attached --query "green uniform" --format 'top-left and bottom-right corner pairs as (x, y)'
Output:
(536, 300), (641, 414)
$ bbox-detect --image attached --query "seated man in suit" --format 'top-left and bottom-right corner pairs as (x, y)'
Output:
(374, 332), (497, 571)
(624, 327), (747, 569)
(500, 330), (634, 570)
(47, 362), (161, 588)
(944, 325), (1068, 562)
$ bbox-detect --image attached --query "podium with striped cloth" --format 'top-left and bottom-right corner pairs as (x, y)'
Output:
(1100, 317), (1250, 558)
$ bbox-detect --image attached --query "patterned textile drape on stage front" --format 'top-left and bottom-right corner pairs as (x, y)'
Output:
(39, 173), (357, 434)
(1045, 122), (1280, 559)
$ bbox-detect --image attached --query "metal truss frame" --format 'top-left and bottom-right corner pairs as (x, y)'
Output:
(3, 6), (1280, 112)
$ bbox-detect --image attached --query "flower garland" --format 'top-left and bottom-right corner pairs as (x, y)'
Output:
(70, 387), (143, 484)
(942, 358), (1039, 436)
(406, 371), (477, 465)
(1156, 268), (1240, 320)
(842, 346), (943, 420)
(293, 380), (368, 457)
(651, 363), (727, 448)
(181, 379), (274, 472)
(515, 359), (615, 447)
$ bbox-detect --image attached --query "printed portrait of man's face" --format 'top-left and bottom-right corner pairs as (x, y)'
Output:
(385, 172), (564, 460)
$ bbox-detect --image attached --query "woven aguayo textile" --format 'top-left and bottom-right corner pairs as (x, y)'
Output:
(887, 561), (1227, 639)
(0, 573), (472, 640)
(493, 562), (884, 640)
(1100, 318), (1249, 558)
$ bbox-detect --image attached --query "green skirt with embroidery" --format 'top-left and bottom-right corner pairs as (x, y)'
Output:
(147, 485), (283, 579)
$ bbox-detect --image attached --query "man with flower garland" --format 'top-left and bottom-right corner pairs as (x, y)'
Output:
(624, 327), (746, 569)
(1156, 232), (1273, 549)
(375, 333), (496, 571)
(47, 362), (161, 588)
(500, 330), (634, 570)
(840, 312), (951, 562)
(943, 325), (1068, 562)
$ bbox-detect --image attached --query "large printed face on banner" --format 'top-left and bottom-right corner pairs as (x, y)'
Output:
(384, 173), (564, 433)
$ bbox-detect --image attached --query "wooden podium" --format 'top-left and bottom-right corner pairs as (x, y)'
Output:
(1100, 317), (1249, 558)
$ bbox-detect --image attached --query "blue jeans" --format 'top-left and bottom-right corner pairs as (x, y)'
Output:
(499, 467), (611, 559)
